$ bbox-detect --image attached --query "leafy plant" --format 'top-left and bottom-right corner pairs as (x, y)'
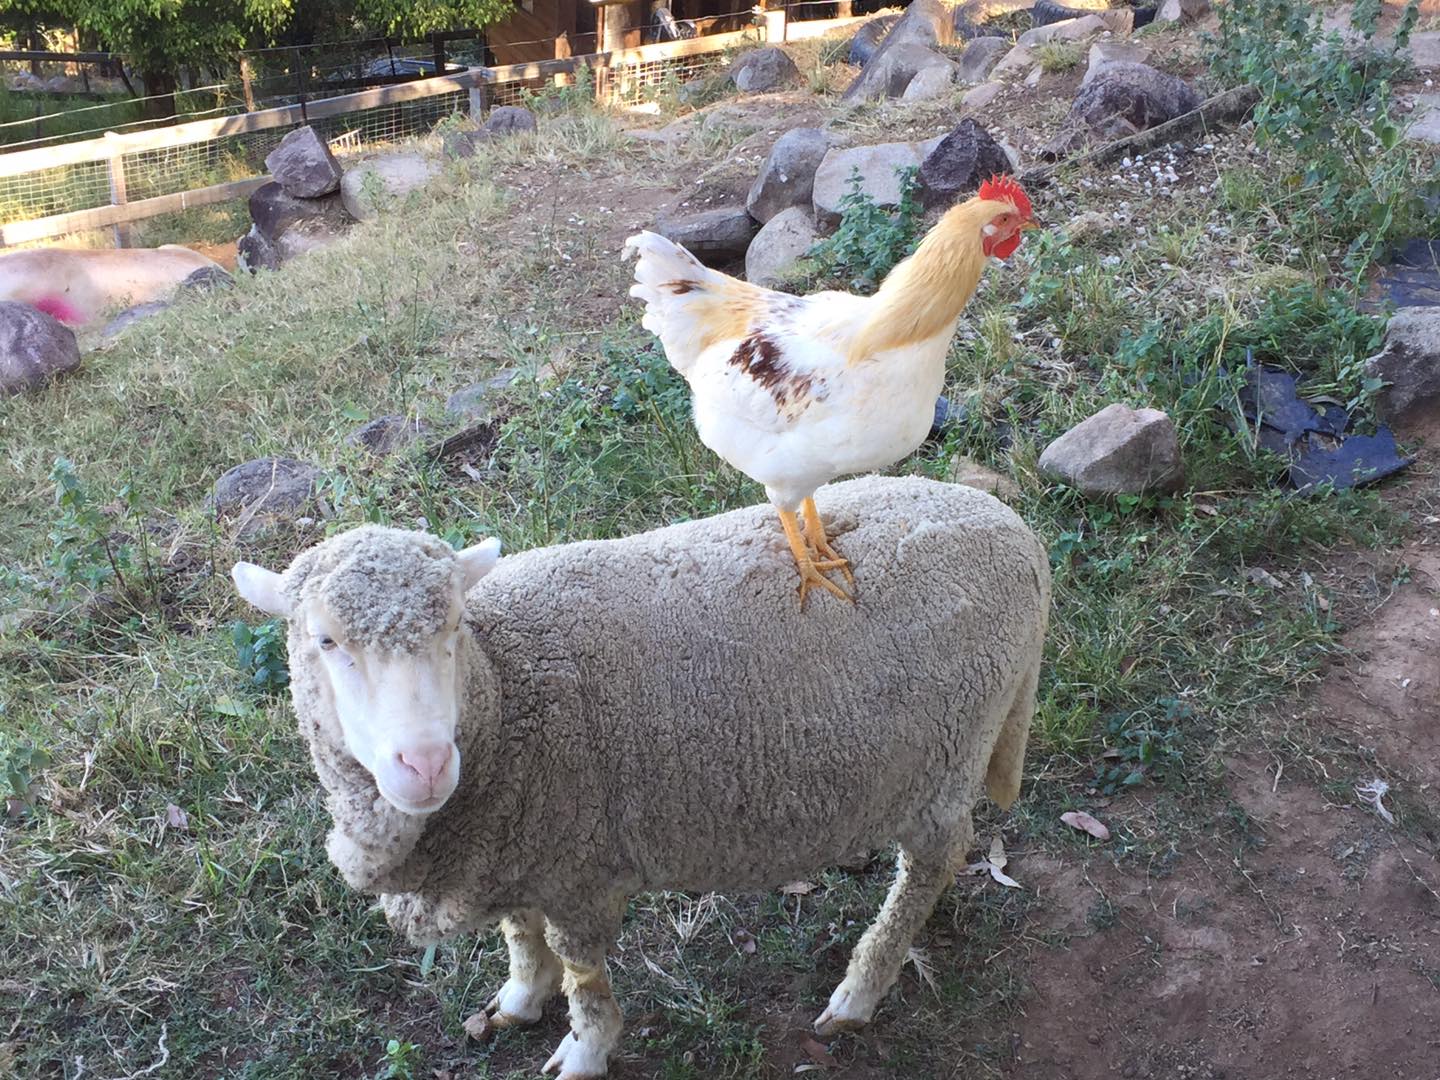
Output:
(805, 165), (923, 293)
(1093, 699), (1191, 795)
(0, 730), (49, 817)
(1208, 0), (1432, 271)
(376, 1038), (420, 1080)
(232, 619), (290, 695)
(46, 458), (159, 608)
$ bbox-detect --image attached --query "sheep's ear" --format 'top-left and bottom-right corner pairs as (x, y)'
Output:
(456, 537), (501, 592)
(231, 561), (292, 616)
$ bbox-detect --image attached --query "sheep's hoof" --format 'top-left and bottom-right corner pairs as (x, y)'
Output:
(541, 1030), (609, 1079)
(484, 976), (557, 1030)
(813, 981), (877, 1037)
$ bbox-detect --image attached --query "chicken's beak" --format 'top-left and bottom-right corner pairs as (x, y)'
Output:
(1019, 220), (1039, 232)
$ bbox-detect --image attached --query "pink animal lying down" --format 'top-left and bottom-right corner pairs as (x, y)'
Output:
(0, 244), (225, 327)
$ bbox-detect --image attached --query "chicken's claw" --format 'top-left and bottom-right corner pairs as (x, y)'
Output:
(778, 508), (855, 609)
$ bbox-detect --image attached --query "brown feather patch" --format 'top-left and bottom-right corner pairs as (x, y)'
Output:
(728, 333), (822, 419)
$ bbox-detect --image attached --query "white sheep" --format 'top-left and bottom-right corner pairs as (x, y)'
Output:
(230, 474), (1050, 1080)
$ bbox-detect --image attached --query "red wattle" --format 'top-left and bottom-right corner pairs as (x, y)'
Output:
(991, 233), (1023, 260)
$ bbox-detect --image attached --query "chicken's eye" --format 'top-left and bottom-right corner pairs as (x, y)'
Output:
(318, 635), (338, 651)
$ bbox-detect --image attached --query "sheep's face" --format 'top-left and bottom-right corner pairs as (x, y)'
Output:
(230, 528), (501, 816)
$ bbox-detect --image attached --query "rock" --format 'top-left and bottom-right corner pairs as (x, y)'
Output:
(846, 0), (955, 99)
(1063, 210), (1110, 242)
(249, 181), (353, 245)
(100, 301), (171, 343)
(1070, 63), (1202, 139)
(812, 136), (944, 228)
(340, 153), (443, 222)
(931, 394), (968, 437)
(964, 80), (1005, 109)
(958, 37), (1011, 83)
(848, 14), (902, 66)
(211, 457), (320, 520)
(264, 125), (344, 199)
(1038, 404), (1185, 498)
(917, 120), (1015, 210)
(902, 63), (958, 101)
(1408, 94), (1440, 144)
(992, 44), (1036, 77)
(444, 105), (539, 158)
(237, 226), (280, 273)
(1082, 41), (1153, 87)
(656, 206), (758, 265)
(346, 415), (430, 456)
(745, 207), (818, 288)
(1156, 0), (1211, 22)
(1024, 65), (1043, 88)
(747, 128), (837, 224)
(1038, 126), (1089, 160)
(179, 266), (232, 292)
(844, 42), (957, 102)
(0, 302), (81, 393)
(1409, 31), (1440, 70)
(1365, 307), (1440, 422)
(948, 455), (1020, 501)
(730, 47), (801, 92)
(1018, 13), (1120, 46)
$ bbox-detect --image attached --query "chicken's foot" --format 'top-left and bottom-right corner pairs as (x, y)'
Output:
(802, 497), (855, 587)
(778, 509), (854, 607)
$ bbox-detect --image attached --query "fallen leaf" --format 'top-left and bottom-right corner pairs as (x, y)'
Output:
(164, 803), (189, 830)
(987, 836), (1007, 870)
(462, 1011), (494, 1041)
(732, 928), (757, 955)
(800, 1035), (837, 1068)
(781, 881), (816, 896)
(962, 836), (1023, 888)
(1061, 810), (1111, 841)
(1245, 566), (1285, 590)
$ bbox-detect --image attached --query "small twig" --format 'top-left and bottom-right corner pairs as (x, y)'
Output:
(105, 1024), (168, 1080)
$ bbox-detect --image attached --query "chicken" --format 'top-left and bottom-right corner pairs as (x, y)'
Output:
(624, 175), (1035, 606)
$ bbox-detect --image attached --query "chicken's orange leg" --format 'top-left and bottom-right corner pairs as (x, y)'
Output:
(778, 509), (854, 607)
(802, 497), (854, 587)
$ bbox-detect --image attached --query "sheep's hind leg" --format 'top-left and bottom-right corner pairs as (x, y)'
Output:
(475, 909), (563, 1031)
(541, 916), (623, 1080)
(814, 836), (967, 1037)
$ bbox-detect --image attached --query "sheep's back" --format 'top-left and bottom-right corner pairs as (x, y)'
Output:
(468, 475), (1048, 891)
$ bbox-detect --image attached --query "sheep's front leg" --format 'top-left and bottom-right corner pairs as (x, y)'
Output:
(540, 915), (623, 1080)
(814, 833), (967, 1036)
(474, 909), (564, 1030)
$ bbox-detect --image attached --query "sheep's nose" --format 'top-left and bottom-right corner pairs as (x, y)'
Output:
(397, 744), (454, 787)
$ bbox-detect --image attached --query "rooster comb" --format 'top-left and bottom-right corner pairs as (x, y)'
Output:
(978, 174), (1032, 218)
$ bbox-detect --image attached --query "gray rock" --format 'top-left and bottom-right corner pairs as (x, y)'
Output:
(0, 302), (81, 393)
(1070, 62), (1202, 139)
(211, 457), (320, 519)
(1083, 41), (1153, 87)
(745, 207), (819, 288)
(747, 128), (837, 224)
(867, 0), (954, 58)
(237, 226), (280, 273)
(917, 120), (1014, 210)
(445, 105), (539, 158)
(249, 181), (353, 245)
(902, 61), (958, 102)
(1018, 14), (1116, 46)
(844, 42), (957, 102)
(1408, 31), (1440, 70)
(1038, 404), (1185, 498)
(656, 206), (758, 265)
(340, 153), (442, 222)
(264, 125), (344, 199)
(179, 266), (233, 292)
(101, 301), (171, 343)
(992, 44), (1036, 77)
(1408, 94), (1440, 145)
(957, 37), (1011, 83)
(1365, 307), (1440, 422)
(730, 47), (801, 93)
(964, 80), (1005, 109)
(1156, 0), (1211, 22)
(848, 14), (901, 67)
(346, 415), (430, 456)
(812, 137), (944, 228)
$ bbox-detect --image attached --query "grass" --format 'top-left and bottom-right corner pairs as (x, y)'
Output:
(0, 19), (1434, 1078)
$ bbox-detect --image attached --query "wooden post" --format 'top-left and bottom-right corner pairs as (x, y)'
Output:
(468, 70), (488, 120)
(762, 2), (786, 43)
(432, 33), (445, 77)
(554, 31), (572, 88)
(106, 135), (130, 247)
(239, 55), (257, 111)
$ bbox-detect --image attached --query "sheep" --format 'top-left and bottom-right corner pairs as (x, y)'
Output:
(230, 474), (1050, 1080)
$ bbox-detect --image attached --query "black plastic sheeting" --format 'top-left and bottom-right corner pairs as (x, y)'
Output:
(1238, 354), (1413, 492)
(1369, 238), (1440, 311)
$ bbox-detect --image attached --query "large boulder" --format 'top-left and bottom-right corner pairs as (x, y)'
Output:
(264, 125), (344, 199)
(1082, 41), (1153, 87)
(1365, 307), (1440, 423)
(964, 80), (1005, 109)
(902, 62), (958, 102)
(958, 37), (1011, 83)
(992, 44), (1036, 77)
(237, 225), (281, 273)
(843, 0), (955, 99)
(444, 105), (538, 158)
(745, 207), (819, 289)
(917, 120), (1015, 209)
(848, 14), (902, 66)
(747, 127), (837, 224)
(340, 153), (443, 222)
(812, 136), (944, 228)
(0, 302), (80, 393)
(656, 206), (758, 265)
(1409, 31), (1440, 70)
(1070, 63), (1202, 139)
(1038, 404), (1185, 498)
(211, 457), (320, 523)
(844, 42), (957, 102)
(730, 47), (801, 92)
(1018, 13), (1127, 46)
(249, 182), (353, 241)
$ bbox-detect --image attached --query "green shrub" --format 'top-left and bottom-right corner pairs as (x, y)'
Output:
(805, 165), (923, 293)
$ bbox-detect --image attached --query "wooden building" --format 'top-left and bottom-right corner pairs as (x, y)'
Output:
(485, 0), (758, 66)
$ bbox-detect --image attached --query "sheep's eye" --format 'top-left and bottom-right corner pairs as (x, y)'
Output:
(318, 636), (337, 651)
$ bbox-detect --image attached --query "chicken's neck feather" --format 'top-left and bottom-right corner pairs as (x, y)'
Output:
(847, 197), (1013, 365)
